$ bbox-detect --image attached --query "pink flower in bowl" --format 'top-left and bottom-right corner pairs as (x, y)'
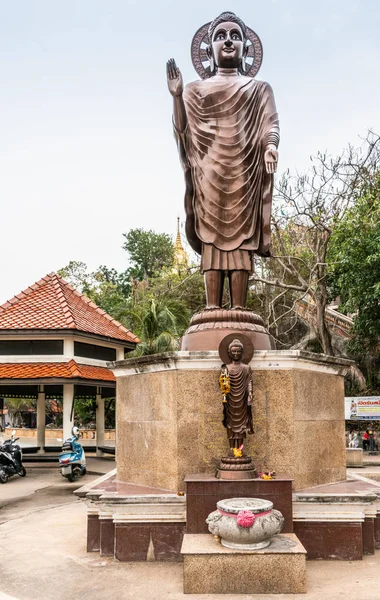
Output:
(236, 509), (256, 528)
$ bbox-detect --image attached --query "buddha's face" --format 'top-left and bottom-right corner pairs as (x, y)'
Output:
(211, 21), (245, 69)
(229, 344), (243, 362)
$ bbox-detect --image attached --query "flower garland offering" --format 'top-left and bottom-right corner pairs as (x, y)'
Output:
(219, 366), (230, 403)
(259, 471), (276, 480)
(216, 506), (273, 528)
(236, 509), (255, 528)
(232, 444), (244, 458)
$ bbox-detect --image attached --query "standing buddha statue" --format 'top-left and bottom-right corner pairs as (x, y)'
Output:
(166, 11), (280, 351)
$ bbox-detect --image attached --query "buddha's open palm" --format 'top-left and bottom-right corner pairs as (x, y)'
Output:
(167, 58), (183, 97)
(264, 148), (278, 174)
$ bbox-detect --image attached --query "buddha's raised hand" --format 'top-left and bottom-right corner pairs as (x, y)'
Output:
(264, 147), (278, 175)
(166, 58), (183, 97)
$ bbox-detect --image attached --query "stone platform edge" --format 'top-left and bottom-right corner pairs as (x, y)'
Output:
(77, 470), (380, 561)
(108, 349), (353, 377)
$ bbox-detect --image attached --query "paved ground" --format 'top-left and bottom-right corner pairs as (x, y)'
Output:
(1, 464), (380, 600)
(0, 457), (114, 524)
(363, 453), (380, 465)
(0, 432), (115, 448)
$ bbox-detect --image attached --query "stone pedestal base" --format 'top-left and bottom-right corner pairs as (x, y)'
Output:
(181, 533), (307, 594)
(185, 474), (293, 534)
(216, 454), (257, 479)
(180, 308), (274, 351)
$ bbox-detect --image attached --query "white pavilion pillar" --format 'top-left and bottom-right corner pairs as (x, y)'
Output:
(96, 387), (105, 457)
(37, 385), (46, 454)
(63, 383), (74, 440)
(116, 347), (125, 361)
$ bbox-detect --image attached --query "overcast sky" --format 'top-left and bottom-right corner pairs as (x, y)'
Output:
(1, 0), (379, 303)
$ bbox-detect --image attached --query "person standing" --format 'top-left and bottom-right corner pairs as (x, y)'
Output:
(368, 426), (375, 452)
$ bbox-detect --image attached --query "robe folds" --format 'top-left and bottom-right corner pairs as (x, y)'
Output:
(222, 362), (253, 439)
(174, 74), (280, 267)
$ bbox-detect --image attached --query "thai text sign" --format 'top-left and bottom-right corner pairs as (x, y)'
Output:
(345, 397), (380, 420)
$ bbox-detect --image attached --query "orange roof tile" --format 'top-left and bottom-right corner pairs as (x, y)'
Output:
(0, 273), (139, 344)
(0, 360), (115, 382)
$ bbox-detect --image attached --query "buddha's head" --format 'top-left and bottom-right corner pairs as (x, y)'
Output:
(228, 339), (244, 362)
(207, 11), (248, 72)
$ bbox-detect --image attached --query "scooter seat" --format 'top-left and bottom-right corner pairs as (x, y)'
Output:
(62, 442), (74, 452)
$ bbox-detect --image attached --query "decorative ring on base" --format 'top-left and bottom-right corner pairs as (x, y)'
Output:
(221, 539), (270, 550)
(220, 455), (252, 465)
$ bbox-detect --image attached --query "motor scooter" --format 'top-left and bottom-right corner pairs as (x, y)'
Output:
(58, 426), (86, 482)
(0, 430), (26, 483)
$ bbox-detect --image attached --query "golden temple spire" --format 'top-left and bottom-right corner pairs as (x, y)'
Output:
(174, 217), (189, 269)
(175, 216), (184, 251)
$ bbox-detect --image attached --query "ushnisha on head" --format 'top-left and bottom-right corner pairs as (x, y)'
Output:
(207, 11), (248, 73)
(228, 338), (244, 362)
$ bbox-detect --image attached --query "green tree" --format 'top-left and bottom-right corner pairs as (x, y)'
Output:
(58, 261), (94, 294)
(59, 229), (201, 356)
(329, 173), (380, 354)
(58, 262), (130, 323)
(73, 398), (95, 427)
(251, 132), (380, 355)
(129, 298), (190, 355)
(87, 266), (131, 322)
(147, 267), (205, 316)
(6, 398), (35, 427)
(122, 229), (175, 280)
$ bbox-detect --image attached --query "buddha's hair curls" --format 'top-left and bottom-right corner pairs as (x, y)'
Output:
(228, 339), (244, 352)
(208, 11), (247, 43)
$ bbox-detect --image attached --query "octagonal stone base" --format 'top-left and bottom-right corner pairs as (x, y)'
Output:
(112, 350), (349, 491)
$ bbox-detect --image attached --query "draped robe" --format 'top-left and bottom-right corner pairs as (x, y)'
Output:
(174, 73), (280, 269)
(222, 362), (253, 438)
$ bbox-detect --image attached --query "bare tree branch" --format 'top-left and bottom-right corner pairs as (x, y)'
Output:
(258, 131), (380, 356)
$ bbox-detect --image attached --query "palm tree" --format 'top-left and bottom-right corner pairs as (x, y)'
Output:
(131, 298), (190, 355)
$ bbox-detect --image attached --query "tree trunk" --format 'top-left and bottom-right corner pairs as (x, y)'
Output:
(314, 236), (334, 356)
(315, 297), (334, 355)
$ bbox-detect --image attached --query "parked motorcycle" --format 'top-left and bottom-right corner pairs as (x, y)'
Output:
(58, 426), (86, 482)
(0, 430), (26, 483)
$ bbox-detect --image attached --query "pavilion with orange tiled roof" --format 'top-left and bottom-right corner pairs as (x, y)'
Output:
(0, 273), (139, 453)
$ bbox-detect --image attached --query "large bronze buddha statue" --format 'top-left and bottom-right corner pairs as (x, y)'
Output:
(167, 11), (280, 350)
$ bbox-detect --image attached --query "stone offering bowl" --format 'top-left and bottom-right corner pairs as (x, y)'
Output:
(206, 497), (284, 550)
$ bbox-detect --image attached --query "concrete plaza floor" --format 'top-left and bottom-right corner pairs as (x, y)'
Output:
(0, 431), (116, 449)
(1, 499), (380, 600)
(1, 463), (380, 600)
